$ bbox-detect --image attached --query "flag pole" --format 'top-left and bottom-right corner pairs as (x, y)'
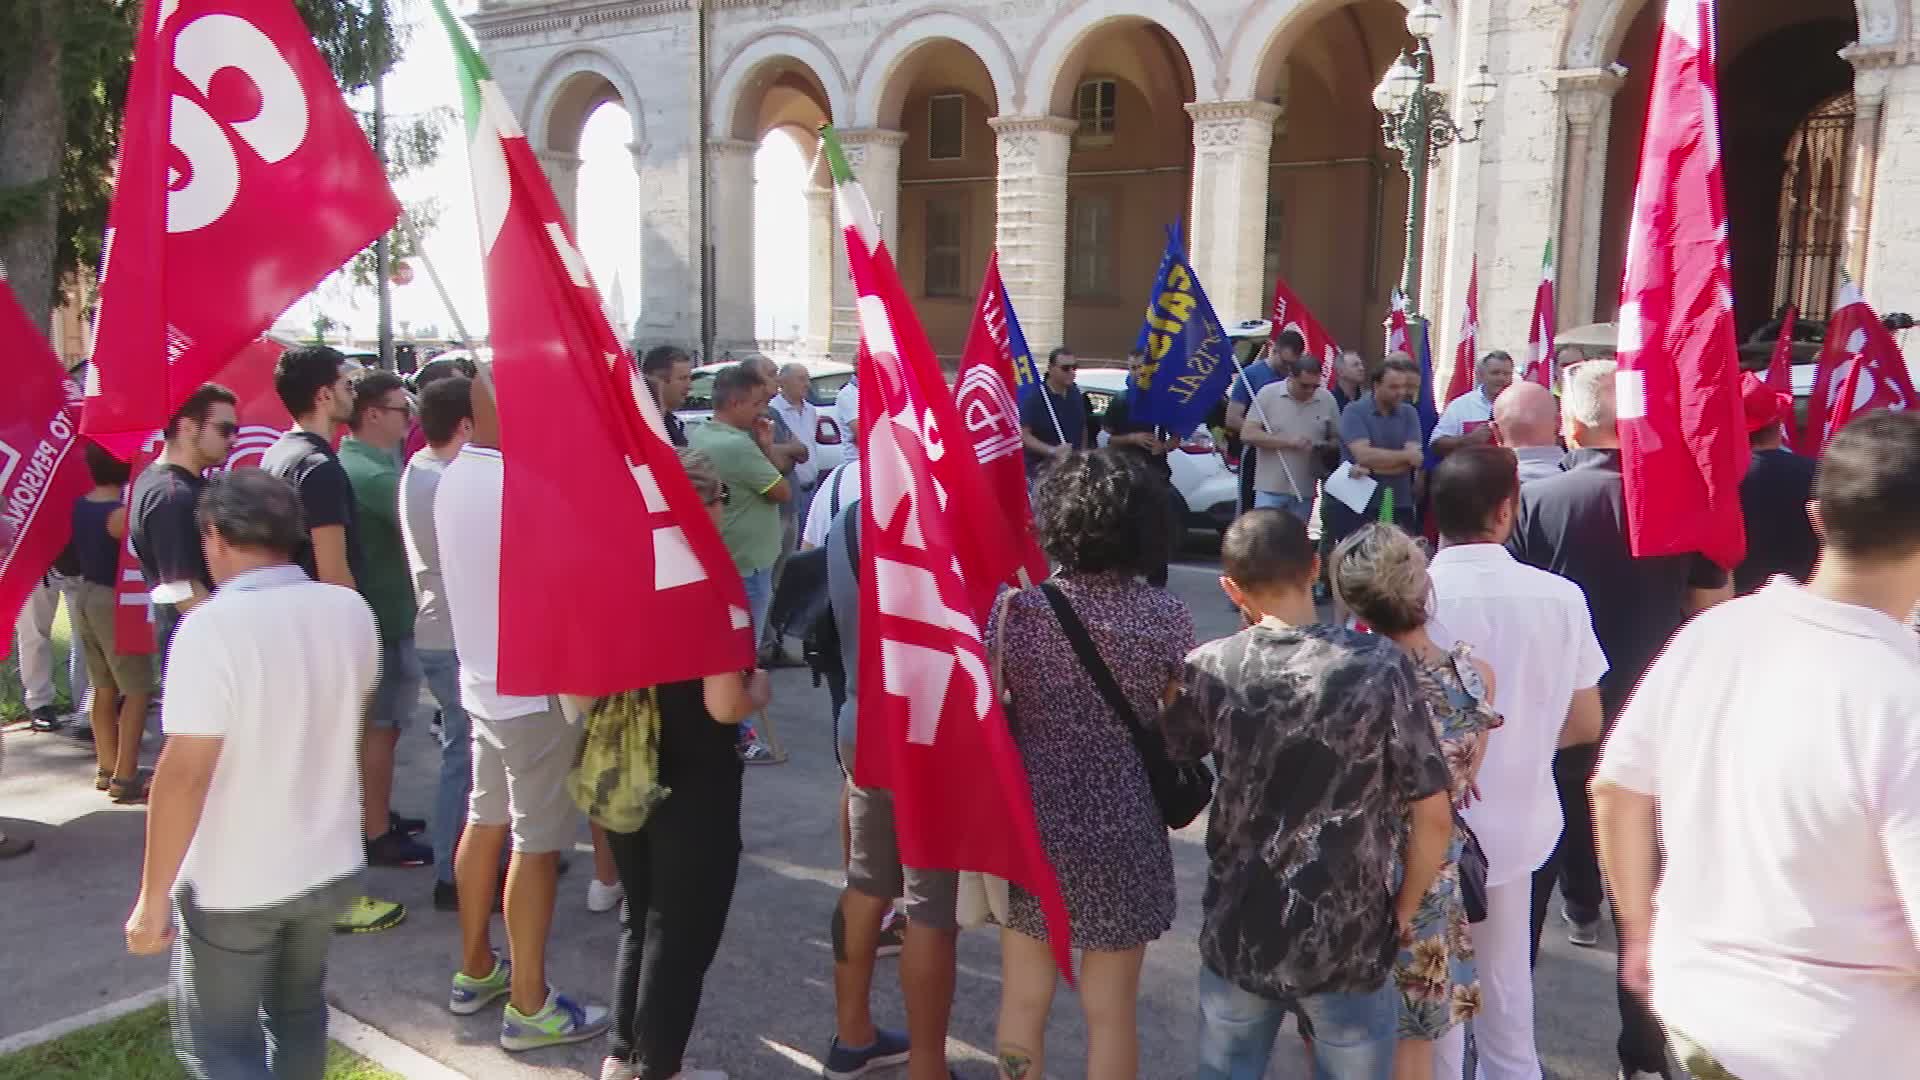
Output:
(401, 217), (474, 349)
(1226, 347), (1304, 500)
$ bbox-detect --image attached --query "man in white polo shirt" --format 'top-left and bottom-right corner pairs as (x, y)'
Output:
(1430, 350), (1516, 459)
(1425, 445), (1605, 1080)
(123, 470), (377, 1078)
(1595, 409), (1920, 1080)
(435, 370), (610, 1053)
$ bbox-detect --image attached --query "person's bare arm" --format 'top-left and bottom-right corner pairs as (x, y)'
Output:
(1020, 424), (1060, 458)
(703, 669), (772, 725)
(1561, 686), (1604, 747)
(761, 477), (793, 504)
(1224, 400), (1249, 434)
(1430, 427), (1494, 457)
(1688, 582), (1733, 613)
(1346, 438), (1415, 474)
(1396, 791), (1453, 933)
(176, 583), (211, 613)
(1592, 778), (1661, 998)
(125, 735), (223, 954)
(310, 524), (355, 589)
(106, 506), (129, 541)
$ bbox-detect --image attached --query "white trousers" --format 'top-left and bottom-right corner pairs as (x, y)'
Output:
(1435, 876), (1541, 1080)
(13, 582), (57, 711)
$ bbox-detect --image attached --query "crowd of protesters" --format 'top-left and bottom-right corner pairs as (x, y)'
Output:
(3, 332), (1907, 1080)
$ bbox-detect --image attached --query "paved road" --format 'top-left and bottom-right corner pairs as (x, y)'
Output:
(0, 554), (1624, 1078)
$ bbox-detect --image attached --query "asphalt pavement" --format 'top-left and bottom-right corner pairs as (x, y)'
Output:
(0, 551), (1624, 1078)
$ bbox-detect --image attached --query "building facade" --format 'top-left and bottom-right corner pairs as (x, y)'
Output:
(469, 0), (1920, 391)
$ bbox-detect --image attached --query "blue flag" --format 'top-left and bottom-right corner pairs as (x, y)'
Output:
(988, 261), (1041, 395)
(1414, 316), (1441, 470)
(1132, 225), (1231, 435)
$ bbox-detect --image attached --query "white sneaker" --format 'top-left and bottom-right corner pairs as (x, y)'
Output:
(587, 878), (624, 913)
(599, 1057), (638, 1080)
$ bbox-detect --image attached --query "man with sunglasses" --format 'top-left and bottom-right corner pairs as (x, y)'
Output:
(339, 370), (433, 870)
(1018, 347), (1092, 480)
(131, 382), (239, 669)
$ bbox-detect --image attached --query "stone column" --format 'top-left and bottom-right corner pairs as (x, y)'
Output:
(1842, 45), (1896, 284)
(990, 116), (1075, 357)
(804, 183), (835, 359)
(1186, 101), (1281, 323)
(709, 137), (758, 354)
(535, 149), (584, 226)
(1552, 68), (1624, 329)
(827, 128), (906, 358)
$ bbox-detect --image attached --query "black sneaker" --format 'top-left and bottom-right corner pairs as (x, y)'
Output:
(389, 810), (427, 836)
(433, 880), (460, 912)
(28, 705), (62, 732)
(366, 829), (433, 868)
(821, 1028), (910, 1080)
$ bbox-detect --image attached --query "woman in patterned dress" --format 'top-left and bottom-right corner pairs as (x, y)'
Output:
(1331, 523), (1501, 1080)
(987, 449), (1194, 1080)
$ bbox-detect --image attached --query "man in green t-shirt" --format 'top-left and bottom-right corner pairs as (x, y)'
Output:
(339, 370), (430, 869)
(690, 365), (794, 638)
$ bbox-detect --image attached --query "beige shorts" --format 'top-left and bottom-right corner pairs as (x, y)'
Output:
(468, 701), (580, 854)
(73, 580), (156, 696)
(845, 782), (959, 931)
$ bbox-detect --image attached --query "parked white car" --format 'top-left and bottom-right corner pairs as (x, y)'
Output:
(677, 357), (854, 477)
(1073, 365), (1241, 536)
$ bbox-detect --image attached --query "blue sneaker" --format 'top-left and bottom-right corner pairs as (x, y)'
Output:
(500, 989), (612, 1052)
(821, 1028), (911, 1079)
(448, 953), (510, 1015)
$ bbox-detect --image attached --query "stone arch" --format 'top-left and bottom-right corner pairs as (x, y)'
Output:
(1025, 0), (1224, 115)
(852, 7), (1018, 124)
(525, 46), (645, 155)
(711, 28), (851, 141)
(1224, 0), (1460, 103)
(1562, 0), (1905, 69)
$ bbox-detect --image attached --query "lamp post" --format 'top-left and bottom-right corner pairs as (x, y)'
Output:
(1373, 2), (1498, 317)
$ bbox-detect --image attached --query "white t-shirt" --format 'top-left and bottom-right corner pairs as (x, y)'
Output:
(1596, 580), (1920, 1078)
(802, 460), (860, 550)
(434, 446), (547, 720)
(833, 378), (858, 439)
(770, 393), (821, 490)
(162, 565), (376, 910)
(1429, 388), (1496, 445)
(1429, 543), (1607, 884)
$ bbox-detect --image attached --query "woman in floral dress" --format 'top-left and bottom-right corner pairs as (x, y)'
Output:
(1331, 523), (1501, 1080)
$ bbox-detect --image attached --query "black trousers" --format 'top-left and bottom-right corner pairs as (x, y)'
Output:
(605, 766), (744, 1079)
(1529, 692), (1669, 1076)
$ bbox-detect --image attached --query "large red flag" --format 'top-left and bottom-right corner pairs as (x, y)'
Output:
(86, 0), (399, 454)
(1446, 263), (1480, 406)
(955, 255), (1049, 587)
(112, 335), (303, 656)
(1385, 289), (1411, 357)
(0, 280), (90, 636)
(1614, 0), (1747, 571)
(1804, 285), (1919, 450)
(431, 2), (751, 695)
(1765, 304), (1797, 447)
(1526, 241), (1557, 388)
(1268, 277), (1343, 382)
(823, 126), (1075, 981)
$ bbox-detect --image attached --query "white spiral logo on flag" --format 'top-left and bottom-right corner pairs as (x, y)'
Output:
(954, 365), (1022, 464)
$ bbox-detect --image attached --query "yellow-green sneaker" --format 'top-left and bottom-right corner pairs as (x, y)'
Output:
(500, 989), (611, 1052)
(450, 953), (511, 1015)
(333, 895), (406, 934)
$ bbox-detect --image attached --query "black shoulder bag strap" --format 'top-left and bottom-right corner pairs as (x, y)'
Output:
(1039, 582), (1149, 744)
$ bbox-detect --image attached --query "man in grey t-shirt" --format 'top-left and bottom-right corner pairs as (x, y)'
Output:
(398, 377), (474, 899)
(1333, 353), (1424, 538)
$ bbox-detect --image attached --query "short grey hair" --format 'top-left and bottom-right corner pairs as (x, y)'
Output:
(196, 469), (307, 556)
(1561, 358), (1618, 430)
(777, 362), (808, 381)
(711, 365), (762, 410)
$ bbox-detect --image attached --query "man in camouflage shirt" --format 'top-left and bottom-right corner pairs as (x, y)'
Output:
(1164, 508), (1454, 1080)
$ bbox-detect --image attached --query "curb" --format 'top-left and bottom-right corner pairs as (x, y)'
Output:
(0, 986), (471, 1080)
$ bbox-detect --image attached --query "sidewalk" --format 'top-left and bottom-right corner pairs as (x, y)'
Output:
(0, 569), (1623, 1077)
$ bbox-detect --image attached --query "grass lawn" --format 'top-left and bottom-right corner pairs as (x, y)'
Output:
(0, 1004), (403, 1080)
(0, 604), (78, 723)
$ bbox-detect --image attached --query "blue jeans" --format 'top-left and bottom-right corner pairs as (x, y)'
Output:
(1196, 965), (1397, 1080)
(1254, 491), (1313, 523)
(170, 873), (358, 1080)
(741, 567), (773, 644)
(418, 647), (470, 885)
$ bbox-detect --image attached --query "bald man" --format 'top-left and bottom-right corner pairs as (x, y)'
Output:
(1492, 381), (1566, 485)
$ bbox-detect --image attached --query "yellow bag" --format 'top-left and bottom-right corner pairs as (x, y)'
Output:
(568, 688), (670, 834)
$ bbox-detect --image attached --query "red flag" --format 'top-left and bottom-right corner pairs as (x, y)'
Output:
(1268, 277), (1343, 382)
(432, 2), (751, 695)
(0, 280), (91, 636)
(1446, 263), (1480, 406)
(1765, 305), (1798, 447)
(1804, 285), (1919, 451)
(1385, 289), (1411, 357)
(1614, 0), (1747, 571)
(86, 0), (399, 454)
(955, 254), (1049, 587)
(824, 127), (1075, 981)
(1526, 241), (1557, 388)
(113, 334), (308, 655)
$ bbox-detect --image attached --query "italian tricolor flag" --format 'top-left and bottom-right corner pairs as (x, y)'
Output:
(430, 0), (753, 695)
(1527, 240), (1556, 388)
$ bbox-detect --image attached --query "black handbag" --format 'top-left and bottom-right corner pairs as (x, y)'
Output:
(1038, 582), (1214, 830)
(1455, 813), (1490, 924)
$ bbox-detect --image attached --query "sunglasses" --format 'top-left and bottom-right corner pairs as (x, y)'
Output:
(210, 421), (239, 437)
(372, 402), (415, 417)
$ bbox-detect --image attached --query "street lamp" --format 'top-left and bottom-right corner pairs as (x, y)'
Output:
(1375, 3), (1496, 316)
